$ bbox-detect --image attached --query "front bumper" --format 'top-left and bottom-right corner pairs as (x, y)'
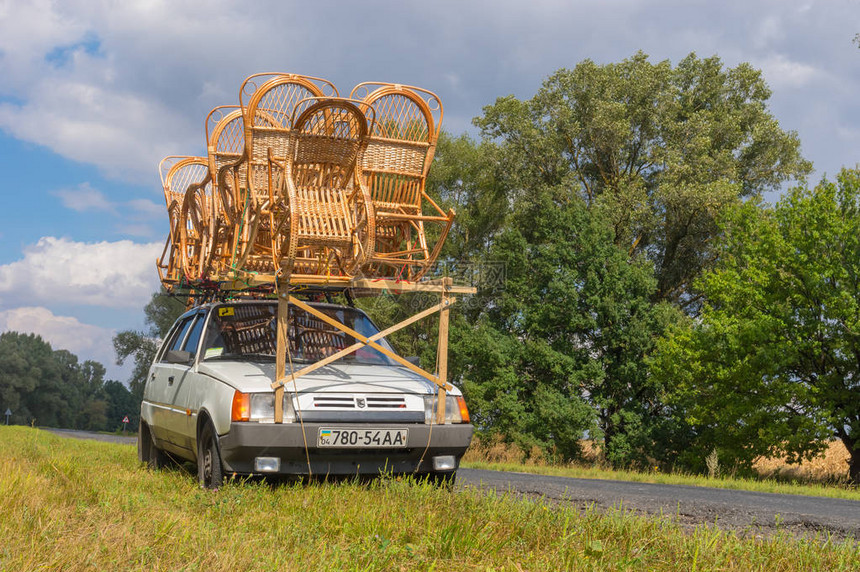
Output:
(218, 422), (474, 476)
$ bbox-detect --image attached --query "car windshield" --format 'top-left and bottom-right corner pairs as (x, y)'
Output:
(200, 302), (399, 366)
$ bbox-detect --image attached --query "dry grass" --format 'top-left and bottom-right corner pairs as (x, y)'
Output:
(462, 435), (605, 469)
(754, 440), (851, 484)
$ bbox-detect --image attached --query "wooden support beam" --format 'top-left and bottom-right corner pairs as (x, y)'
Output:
(435, 286), (450, 424)
(271, 297), (454, 389)
(274, 282), (289, 424)
(216, 274), (477, 294)
(288, 296), (453, 391)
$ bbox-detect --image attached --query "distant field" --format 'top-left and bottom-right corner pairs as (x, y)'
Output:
(2, 426), (859, 571)
(753, 440), (850, 483)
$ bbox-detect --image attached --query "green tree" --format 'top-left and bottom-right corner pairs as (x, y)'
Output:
(653, 169), (860, 481)
(103, 380), (138, 430)
(458, 188), (678, 465)
(0, 331), (135, 431)
(428, 132), (508, 262)
(475, 52), (811, 307)
(0, 332), (58, 425)
(114, 288), (186, 400)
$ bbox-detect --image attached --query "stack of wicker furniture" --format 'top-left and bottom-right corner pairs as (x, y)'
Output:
(158, 73), (452, 292)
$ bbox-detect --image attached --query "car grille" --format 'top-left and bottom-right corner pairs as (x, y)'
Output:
(312, 395), (407, 409)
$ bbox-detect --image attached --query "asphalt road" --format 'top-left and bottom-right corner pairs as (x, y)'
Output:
(43, 427), (138, 445)
(458, 468), (860, 539)
(44, 428), (860, 539)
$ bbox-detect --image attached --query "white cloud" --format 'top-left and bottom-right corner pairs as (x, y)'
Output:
(0, 0), (87, 91)
(53, 182), (117, 213)
(0, 306), (113, 360)
(756, 54), (824, 89)
(0, 80), (192, 180)
(754, 16), (785, 51)
(0, 237), (162, 309)
(0, 306), (127, 380)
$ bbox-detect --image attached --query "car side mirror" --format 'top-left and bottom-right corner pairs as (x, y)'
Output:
(405, 356), (421, 367)
(166, 350), (193, 364)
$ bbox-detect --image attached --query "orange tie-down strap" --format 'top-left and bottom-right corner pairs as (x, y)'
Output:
(271, 295), (455, 391)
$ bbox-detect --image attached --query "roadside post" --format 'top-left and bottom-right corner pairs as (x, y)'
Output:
(4, 408), (10, 425)
(122, 415), (130, 434)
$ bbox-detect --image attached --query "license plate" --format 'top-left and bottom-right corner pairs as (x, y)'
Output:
(317, 428), (408, 448)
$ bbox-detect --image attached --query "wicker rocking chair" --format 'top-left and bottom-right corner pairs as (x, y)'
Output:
(157, 156), (210, 287)
(233, 73), (339, 276)
(205, 105), (250, 279)
(350, 82), (454, 281)
(272, 98), (375, 279)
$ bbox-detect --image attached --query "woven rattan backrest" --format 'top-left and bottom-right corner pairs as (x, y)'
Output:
(206, 106), (245, 178)
(267, 97), (374, 276)
(290, 97), (369, 186)
(157, 156), (210, 284)
(205, 106), (248, 225)
(350, 84), (442, 210)
(351, 82), (442, 144)
(240, 74), (339, 203)
(159, 156), (210, 225)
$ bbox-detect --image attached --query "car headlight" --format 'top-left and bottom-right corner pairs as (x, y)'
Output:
(423, 394), (470, 424)
(232, 391), (296, 423)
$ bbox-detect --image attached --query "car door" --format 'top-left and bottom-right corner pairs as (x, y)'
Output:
(168, 309), (208, 453)
(148, 314), (197, 453)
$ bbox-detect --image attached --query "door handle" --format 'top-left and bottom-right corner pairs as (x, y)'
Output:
(168, 376), (175, 385)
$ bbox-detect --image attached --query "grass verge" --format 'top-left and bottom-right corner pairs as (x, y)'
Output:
(2, 426), (859, 571)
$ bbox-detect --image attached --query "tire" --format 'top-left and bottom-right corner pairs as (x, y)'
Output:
(198, 422), (223, 489)
(139, 421), (169, 469)
(137, 420), (149, 463)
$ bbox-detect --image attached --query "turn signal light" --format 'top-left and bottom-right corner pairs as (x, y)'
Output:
(456, 396), (470, 424)
(232, 391), (250, 422)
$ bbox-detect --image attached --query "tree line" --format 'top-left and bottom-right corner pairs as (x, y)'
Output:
(0, 331), (137, 431)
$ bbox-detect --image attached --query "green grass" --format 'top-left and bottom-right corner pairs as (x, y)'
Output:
(2, 426), (859, 571)
(461, 460), (860, 502)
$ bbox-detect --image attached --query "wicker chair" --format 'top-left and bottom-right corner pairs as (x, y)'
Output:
(234, 73), (339, 275)
(157, 156), (210, 287)
(180, 173), (216, 283)
(350, 82), (454, 280)
(205, 105), (250, 279)
(273, 98), (375, 278)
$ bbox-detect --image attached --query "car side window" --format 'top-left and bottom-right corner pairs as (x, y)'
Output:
(159, 317), (194, 362)
(182, 313), (206, 358)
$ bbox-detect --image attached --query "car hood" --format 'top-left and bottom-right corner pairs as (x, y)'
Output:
(196, 360), (453, 395)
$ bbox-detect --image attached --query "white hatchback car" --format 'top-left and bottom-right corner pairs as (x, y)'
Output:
(138, 300), (473, 487)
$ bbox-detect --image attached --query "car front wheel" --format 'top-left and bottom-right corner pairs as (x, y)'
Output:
(198, 422), (223, 489)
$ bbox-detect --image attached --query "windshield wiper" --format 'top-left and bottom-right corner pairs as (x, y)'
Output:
(205, 353), (317, 363)
(205, 353), (274, 362)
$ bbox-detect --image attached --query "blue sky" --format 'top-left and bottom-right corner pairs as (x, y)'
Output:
(0, 0), (858, 381)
